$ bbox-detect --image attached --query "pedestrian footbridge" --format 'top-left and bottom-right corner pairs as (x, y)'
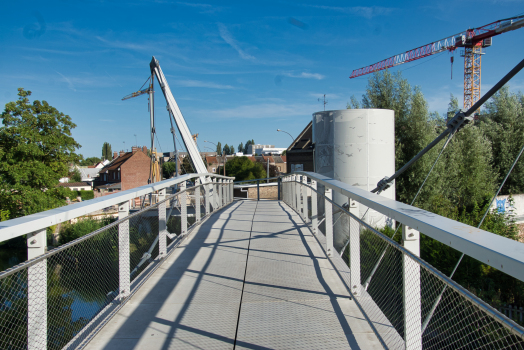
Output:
(1, 172), (523, 349)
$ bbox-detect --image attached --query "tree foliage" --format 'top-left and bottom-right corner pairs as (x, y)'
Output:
(216, 141), (222, 155)
(222, 156), (266, 181)
(481, 87), (524, 195)
(238, 142), (244, 153)
(162, 161), (177, 179)
(352, 70), (496, 209)
(79, 156), (101, 166)
(70, 167), (82, 182)
(0, 88), (81, 218)
(102, 142), (112, 160)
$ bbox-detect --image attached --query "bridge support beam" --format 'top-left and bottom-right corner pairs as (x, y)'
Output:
(118, 202), (130, 300)
(180, 182), (187, 236)
(27, 228), (47, 350)
(403, 225), (422, 350)
(349, 198), (361, 296)
(325, 187), (333, 257)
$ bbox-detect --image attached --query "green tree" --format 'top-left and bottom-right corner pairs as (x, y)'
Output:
(216, 141), (222, 155)
(223, 143), (230, 155)
(179, 156), (194, 175)
(238, 142), (244, 153)
(481, 87), (524, 195)
(102, 142), (112, 160)
(80, 156), (101, 166)
(0, 88), (81, 218)
(222, 156), (266, 181)
(70, 168), (82, 182)
(162, 161), (177, 179)
(229, 145), (235, 155)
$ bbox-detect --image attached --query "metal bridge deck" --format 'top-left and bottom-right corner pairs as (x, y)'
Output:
(85, 201), (382, 349)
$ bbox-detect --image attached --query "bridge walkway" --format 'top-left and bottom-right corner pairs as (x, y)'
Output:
(85, 200), (382, 349)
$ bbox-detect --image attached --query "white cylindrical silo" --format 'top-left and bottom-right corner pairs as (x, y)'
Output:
(313, 109), (395, 251)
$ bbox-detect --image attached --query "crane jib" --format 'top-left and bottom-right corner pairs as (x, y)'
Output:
(350, 15), (524, 79)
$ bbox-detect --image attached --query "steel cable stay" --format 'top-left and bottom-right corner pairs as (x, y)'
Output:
(421, 141), (524, 333)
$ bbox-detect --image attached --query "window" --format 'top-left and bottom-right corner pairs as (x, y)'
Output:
(212, 168), (216, 173)
(278, 166), (281, 171)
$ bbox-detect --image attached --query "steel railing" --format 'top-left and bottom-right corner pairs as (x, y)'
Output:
(282, 172), (524, 349)
(0, 173), (234, 350)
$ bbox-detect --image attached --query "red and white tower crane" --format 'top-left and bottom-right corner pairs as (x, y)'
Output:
(350, 15), (524, 110)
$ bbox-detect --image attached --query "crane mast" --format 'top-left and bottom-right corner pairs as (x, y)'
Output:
(350, 15), (524, 109)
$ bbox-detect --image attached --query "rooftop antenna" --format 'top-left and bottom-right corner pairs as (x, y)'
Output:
(318, 94), (328, 111)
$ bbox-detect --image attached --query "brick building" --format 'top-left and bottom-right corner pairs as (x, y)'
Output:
(94, 147), (150, 194)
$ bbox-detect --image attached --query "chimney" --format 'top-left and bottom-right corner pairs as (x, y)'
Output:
(113, 151), (118, 160)
(132, 146), (138, 154)
(119, 150), (125, 157)
(142, 146), (147, 154)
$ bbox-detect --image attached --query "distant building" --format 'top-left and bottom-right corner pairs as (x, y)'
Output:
(94, 147), (150, 196)
(57, 182), (92, 191)
(248, 144), (286, 155)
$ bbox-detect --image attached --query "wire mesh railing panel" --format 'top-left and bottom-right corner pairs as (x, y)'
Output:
(0, 178), (234, 350)
(281, 174), (524, 349)
(0, 268), (29, 349)
(129, 213), (160, 281)
(46, 226), (119, 350)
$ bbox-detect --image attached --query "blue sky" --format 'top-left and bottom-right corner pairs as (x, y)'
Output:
(1, 1), (523, 158)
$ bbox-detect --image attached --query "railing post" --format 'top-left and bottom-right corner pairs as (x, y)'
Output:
(221, 179), (225, 206)
(118, 201), (130, 300)
(180, 182), (187, 235)
(195, 178), (201, 223)
(257, 180), (260, 201)
(301, 176), (308, 222)
(325, 187), (333, 257)
(403, 225), (422, 350)
(293, 175), (300, 211)
(158, 189), (167, 258)
(349, 198), (361, 296)
(205, 176), (210, 216)
(229, 180), (235, 203)
(212, 178), (218, 210)
(218, 179), (222, 207)
(27, 229), (47, 350)
(311, 180), (317, 234)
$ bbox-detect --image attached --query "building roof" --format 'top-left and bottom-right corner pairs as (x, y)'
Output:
(79, 167), (102, 180)
(95, 182), (122, 190)
(100, 152), (135, 173)
(273, 155), (286, 163)
(262, 155), (274, 163)
(287, 121), (313, 151)
(206, 156), (218, 164)
(57, 182), (91, 188)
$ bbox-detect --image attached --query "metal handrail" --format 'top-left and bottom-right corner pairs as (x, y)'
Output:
(0, 173), (234, 243)
(286, 171), (524, 283)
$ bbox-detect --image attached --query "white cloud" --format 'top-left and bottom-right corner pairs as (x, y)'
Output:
(175, 79), (234, 89)
(217, 23), (255, 60)
(309, 5), (394, 19)
(284, 72), (325, 80)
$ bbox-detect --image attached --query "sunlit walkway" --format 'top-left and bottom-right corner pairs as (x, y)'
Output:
(85, 201), (382, 349)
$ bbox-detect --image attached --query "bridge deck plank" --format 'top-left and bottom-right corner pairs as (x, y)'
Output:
(85, 201), (382, 349)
